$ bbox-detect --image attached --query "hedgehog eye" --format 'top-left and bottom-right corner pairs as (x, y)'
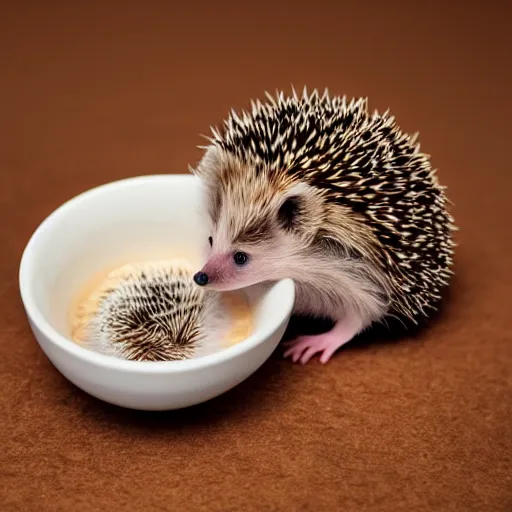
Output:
(278, 196), (300, 230)
(233, 251), (249, 266)
(208, 236), (213, 247)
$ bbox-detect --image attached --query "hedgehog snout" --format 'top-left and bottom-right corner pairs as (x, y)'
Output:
(193, 252), (246, 291)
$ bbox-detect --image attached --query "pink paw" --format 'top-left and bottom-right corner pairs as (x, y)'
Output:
(283, 334), (342, 365)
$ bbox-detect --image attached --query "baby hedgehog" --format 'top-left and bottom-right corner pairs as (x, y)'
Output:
(190, 88), (456, 364)
(71, 260), (244, 361)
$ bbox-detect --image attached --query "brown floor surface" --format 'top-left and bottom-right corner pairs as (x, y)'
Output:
(1, 2), (511, 511)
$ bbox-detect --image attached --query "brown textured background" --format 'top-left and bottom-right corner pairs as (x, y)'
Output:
(1, 1), (511, 511)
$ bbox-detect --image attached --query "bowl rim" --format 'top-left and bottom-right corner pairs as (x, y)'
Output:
(18, 174), (295, 374)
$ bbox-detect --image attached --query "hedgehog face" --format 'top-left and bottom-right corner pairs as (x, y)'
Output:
(193, 172), (326, 292)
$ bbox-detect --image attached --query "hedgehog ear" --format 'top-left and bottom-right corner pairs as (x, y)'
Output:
(277, 195), (301, 231)
(278, 183), (324, 238)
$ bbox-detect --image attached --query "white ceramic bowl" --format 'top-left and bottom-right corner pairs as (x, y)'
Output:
(19, 174), (295, 411)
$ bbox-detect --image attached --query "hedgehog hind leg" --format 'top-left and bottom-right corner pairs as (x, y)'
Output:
(283, 314), (362, 364)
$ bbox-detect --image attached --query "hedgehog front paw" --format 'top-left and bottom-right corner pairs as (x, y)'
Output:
(282, 332), (346, 364)
(282, 317), (362, 364)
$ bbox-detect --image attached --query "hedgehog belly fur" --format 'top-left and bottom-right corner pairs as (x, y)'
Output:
(70, 260), (252, 361)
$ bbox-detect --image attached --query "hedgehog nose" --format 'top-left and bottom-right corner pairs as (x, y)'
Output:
(193, 272), (209, 286)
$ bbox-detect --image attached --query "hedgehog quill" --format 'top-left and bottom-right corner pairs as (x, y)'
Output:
(190, 88), (456, 364)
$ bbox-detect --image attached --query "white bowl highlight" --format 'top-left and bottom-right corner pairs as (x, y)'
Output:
(19, 174), (295, 410)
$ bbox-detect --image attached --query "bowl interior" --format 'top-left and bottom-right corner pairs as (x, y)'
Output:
(20, 174), (293, 357)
